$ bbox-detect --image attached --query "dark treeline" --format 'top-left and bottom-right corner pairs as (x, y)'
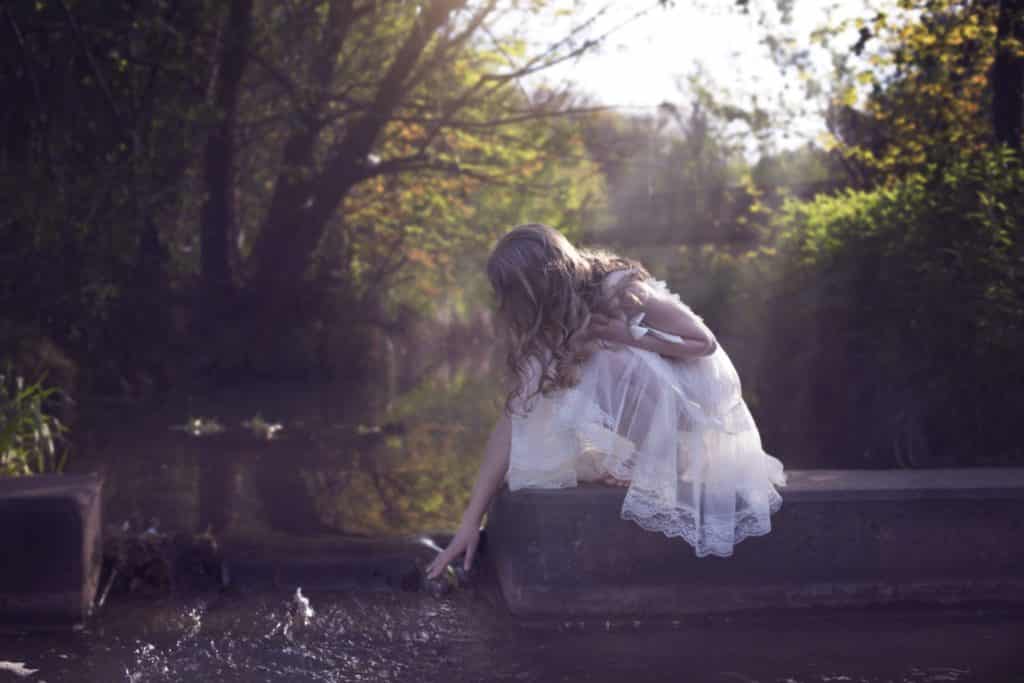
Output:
(1, 0), (606, 392)
(2, 0), (1023, 470)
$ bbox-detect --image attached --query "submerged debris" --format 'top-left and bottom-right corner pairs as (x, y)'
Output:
(170, 417), (225, 437)
(241, 415), (283, 440)
(100, 521), (225, 600)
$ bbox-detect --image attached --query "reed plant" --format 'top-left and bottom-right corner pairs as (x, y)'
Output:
(0, 365), (68, 477)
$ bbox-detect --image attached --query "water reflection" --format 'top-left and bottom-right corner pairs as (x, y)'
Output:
(73, 344), (503, 543)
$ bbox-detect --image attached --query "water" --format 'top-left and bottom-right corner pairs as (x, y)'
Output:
(3, 344), (1024, 681)
(71, 347), (503, 541)
(2, 591), (1022, 682)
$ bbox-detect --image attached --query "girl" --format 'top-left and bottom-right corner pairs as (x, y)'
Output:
(426, 224), (785, 579)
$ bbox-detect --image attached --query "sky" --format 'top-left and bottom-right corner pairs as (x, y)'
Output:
(512, 0), (880, 151)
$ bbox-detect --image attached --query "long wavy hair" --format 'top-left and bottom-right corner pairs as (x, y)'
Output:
(486, 224), (649, 414)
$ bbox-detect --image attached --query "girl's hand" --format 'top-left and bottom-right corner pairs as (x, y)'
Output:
(586, 313), (633, 346)
(425, 522), (481, 580)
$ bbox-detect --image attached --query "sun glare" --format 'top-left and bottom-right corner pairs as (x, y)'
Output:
(512, 0), (884, 152)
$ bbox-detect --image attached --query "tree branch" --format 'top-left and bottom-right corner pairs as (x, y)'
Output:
(2, 8), (47, 122)
(406, 0), (498, 91)
(248, 50), (301, 101)
(388, 104), (615, 131)
(57, 0), (122, 125)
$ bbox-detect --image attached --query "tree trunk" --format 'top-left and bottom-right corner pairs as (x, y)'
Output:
(199, 0), (253, 317)
(992, 0), (1024, 150)
(246, 0), (467, 311)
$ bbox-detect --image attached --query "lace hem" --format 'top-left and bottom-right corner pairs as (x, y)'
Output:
(620, 485), (784, 558)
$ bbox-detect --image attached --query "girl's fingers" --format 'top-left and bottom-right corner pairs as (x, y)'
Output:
(425, 528), (480, 578)
(426, 538), (463, 578)
(432, 555), (452, 578)
(426, 559), (441, 579)
(426, 549), (452, 579)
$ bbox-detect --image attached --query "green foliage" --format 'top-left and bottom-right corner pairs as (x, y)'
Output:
(639, 145), (1024, 468)
(2, 0), (216, 383)
(765, 147), (1024, 466)
(2, 0), (614, 382)
(0, 367), (69, 477)
(822, 0), (1009, 182)
(718, 0), (1023, 467)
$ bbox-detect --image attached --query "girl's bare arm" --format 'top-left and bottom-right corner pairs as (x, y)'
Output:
(425, 414), (511, 579)
(590, 282), (717, 360)
(635, 284), (716, 350)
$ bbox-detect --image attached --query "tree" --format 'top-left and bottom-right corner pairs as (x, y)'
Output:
(747, 0), (1024, 467)
(991, 0), (1024, 150)
(820, 0), (1022, 181)
(1, 0), (625, 384)
(228, 2), (619, 319)
(579, 70), (778, 247)
(1, 0), (216, 377)
(200, 0), (254, 320)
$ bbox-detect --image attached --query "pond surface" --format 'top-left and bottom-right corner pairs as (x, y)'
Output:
(4, 343), (1022, 682)
(71, 345), (503, 541)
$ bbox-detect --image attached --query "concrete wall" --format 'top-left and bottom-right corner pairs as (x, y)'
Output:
(485, 469), (1024, 616)
(0, 474), (102, 628)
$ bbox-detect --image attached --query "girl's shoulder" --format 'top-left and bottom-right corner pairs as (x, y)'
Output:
(600, 266), (645, 296)
(601, 269), (698, 316)
(581, 249), (648, 287)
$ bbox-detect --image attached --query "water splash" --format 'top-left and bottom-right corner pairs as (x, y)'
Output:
(416, 536), (444, 554)
(124, 643), (170, 682)
(292, 588), (314, 627)
(275, 587), (316, 642)
(3, 584), (1016, 682)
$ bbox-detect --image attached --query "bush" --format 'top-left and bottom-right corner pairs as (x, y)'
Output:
(0, 367), (69, 477)
(760, 148), (1024, 467)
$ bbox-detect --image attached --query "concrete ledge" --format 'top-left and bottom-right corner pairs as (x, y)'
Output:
(486, 468), (1024, 616)
(221, 535), (436, 592)
(0, 474), (103, 628)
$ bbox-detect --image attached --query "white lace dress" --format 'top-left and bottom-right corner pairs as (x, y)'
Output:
(506, 278), (786, 558)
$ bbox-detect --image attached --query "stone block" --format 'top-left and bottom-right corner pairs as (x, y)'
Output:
(486, 468), (1024, 616)
(0, 474), (103, 628)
